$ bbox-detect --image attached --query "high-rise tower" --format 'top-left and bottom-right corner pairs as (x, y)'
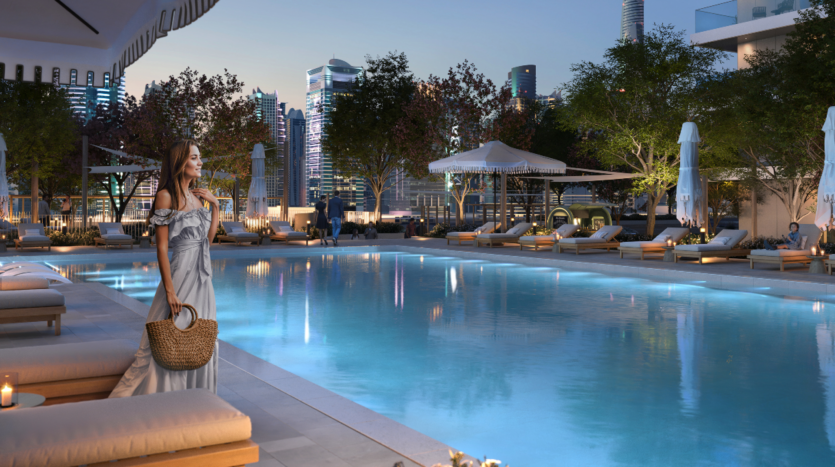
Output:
(305, 58), (364, 208)
(507, 65), (536, 110)
(248, 88), (286, 207)
(621, 0), (644, 43)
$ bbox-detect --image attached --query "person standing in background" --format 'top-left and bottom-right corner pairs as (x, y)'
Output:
(38, 196), (51, 226)
(60, 195), (72, 232)
(327, 190), (344, 246)
(314, 195), (329, 246)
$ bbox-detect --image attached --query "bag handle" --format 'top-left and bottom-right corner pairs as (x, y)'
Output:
(168, 304), (198, 331)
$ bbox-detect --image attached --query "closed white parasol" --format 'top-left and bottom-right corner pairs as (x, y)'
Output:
(815, 107), (835, 230)
(0, 133), (9, 220)
(676, 122), (704, 227)
(245, 143), (268, 218)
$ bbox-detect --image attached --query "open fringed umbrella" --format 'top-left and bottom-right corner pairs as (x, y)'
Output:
(0, 133), (9, 220)
(815, 107), (835, 231)
(428, 141), (566, 232)
(245, 143), (268, 218)
(676, 122), (704, 227)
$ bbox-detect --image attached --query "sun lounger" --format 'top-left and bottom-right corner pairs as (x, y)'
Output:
(518, 224), (581, 251)
(0, 279), (66, 335)
(0, 261), (52, 273)
(269, 221), (310, 245)
(556, 225), (623, 254)
(446, 222), (499, 245)
(217, 221), (261, 246)
(748, 224), (821, 271)
(0, 265), (72, 284)
(826, 255), (835, 275)
(0, 388), (259, 467)
(618, 227), (690, 260)
(94, 222), (134, 249)
(673, 229), (750, 264)
(475, 223), (533, 248)
(13, 222), (52, 251)
(0, 339), (137, 405)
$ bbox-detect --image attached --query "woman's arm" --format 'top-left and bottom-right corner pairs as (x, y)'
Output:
(191, 188), (220, 241)
(154, 190), (182, 316)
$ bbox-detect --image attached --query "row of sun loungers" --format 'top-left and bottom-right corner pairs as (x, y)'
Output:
(445, 222), (829, 271)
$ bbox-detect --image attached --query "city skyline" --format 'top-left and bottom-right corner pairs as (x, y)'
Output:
(124, 0), (726, 112)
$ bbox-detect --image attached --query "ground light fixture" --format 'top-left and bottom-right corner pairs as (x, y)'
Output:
(700, 227), (706, 244)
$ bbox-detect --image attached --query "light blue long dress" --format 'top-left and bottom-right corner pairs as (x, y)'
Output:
(109, 207), (218, 397)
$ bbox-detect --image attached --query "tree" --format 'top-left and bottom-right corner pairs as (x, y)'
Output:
(562, 24), (729, 234)
(127, 69), (270, 193)
(397, 61), (529, 225)
(0, 80), (75, 217)
(706, 181), (749, 235)
(321, 52), (417, 222)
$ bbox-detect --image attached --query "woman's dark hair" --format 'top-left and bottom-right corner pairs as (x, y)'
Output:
(320, 195), (326, 201)
(147, 139), (198, 224)
(789, 222), (800, 230)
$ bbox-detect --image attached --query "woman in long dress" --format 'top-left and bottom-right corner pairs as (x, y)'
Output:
(314, 195), (329, 246)
(110, 140), (220, 397)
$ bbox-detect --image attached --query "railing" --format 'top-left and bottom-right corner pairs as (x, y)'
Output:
(696, 0), (811, 33)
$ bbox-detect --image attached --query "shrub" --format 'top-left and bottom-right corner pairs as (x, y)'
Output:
(47, 228), (101, 246)
(427, 223), (477, 238)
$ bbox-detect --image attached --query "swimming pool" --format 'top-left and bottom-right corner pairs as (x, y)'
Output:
(45, 250), (835, 466)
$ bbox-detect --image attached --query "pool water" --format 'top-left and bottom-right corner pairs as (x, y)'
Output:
(45, 251), (835, 466)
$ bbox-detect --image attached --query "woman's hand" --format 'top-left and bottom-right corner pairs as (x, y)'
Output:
(166, 290), (183, 316)
(191, 188), (219, 210)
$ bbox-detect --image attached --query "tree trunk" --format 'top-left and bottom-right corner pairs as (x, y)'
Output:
(645, 192), (662, 236)
(455, 197), (465, 226)
(31, 159), (39, 222)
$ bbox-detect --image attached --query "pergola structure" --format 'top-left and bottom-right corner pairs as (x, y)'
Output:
(1, 0), (219, 84)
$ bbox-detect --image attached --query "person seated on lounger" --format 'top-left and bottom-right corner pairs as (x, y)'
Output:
(764, 222), (801, 250)
(364, 223), (378, 240)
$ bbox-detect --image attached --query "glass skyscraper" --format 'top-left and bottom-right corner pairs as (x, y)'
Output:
(248, 88), (286, 207)
(305, 58), (364, 208)
(621, 0), (644, 43)
(285, 108), (306, 207)
(508, 65), (536, 111)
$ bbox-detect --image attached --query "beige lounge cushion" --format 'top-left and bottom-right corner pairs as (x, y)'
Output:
(273, 231), (307, 238)
(0, 388), (251, 467)
(18, 235), (51, 243)
(712, 229), (748, 248)
(505, 223), (533, 236)
(749, 249), (811, 257)
(229, 232), (259, 238)
(554, 224), (580, 238)
(447, 231), (478, 238)
(0, 276), (49, 291)
(0, 289), (64, 309)
(675, 244), (734, 252)
(560, 237), (617, 245)
(651, 227), (690, 243)
(270, 221), (293, 233)
(0, 340), (137, 384)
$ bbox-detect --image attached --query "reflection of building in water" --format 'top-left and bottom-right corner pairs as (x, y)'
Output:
(817, 322), (835, 448)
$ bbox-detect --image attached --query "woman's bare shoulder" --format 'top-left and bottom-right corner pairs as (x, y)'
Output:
(155, 189), (173, 210)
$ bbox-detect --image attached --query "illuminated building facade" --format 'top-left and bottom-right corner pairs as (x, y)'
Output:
(248, 88), (286, 207)
(305, 58), (364, 208)
(621, 0), (645, 43)
(508, 65), (536, 110)
(285, 108), (306, 207)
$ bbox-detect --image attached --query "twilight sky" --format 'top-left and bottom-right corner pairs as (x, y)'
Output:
(126, 0), (732, 113)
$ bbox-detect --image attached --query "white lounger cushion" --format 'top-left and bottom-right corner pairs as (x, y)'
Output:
(0, 388), (251, 467)
(0, 276), (49, 291)
(478, 223), (533, 239)
(0, 289), (64, 309)
(620, 241), (666, 249)
(749, 249), (810, 257)
(0, 339), (136, 384)
(269, 221), (294, 233)
(652, 227), (690, 243)
(18, 235), (51, 242)
(100, 234), (132, 240)
(554, 224), (580, 238)
(273, 231), (308, 238)
(447, 231), (479, 238)
(560, 237), (614, 244)
(229, 232), (259, 238)
(675, 229), (749, 252)
(560, 225), (622, 244)
(519, 236), (557, 243)
(0, 262), (52, 273)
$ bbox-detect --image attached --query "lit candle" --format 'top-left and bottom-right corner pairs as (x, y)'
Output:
(1, 384), (12, 407)
(812, 246), (818, 256)
(667, 239), (673, 247)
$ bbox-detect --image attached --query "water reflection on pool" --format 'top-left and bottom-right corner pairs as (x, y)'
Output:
(41, 251), (835, 466)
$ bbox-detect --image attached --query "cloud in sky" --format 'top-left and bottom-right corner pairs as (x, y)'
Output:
(125, 0), (733, 113)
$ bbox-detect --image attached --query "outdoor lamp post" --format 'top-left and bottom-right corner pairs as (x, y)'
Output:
(306, 220), (311, 236)
(700, 227), (706, 244)
(533, 222), (538, 235)
(420, 218), (425, 236)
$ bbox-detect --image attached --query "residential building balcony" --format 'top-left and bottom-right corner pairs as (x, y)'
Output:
(696, 0), (811, 33)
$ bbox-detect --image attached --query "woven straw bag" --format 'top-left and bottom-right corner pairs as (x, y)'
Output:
(146, 304), (218, 371)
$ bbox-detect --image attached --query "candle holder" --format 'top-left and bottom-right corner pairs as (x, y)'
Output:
(666, 238), (673, 247)
(1, 372), (18, 408)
